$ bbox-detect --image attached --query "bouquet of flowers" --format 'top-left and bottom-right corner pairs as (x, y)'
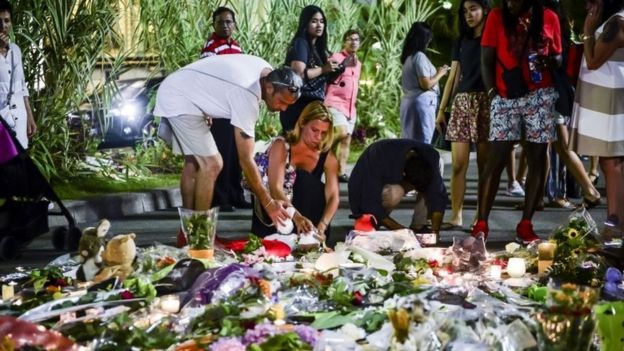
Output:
(535, 283), (598, 351)
(547, 209), (605, 286)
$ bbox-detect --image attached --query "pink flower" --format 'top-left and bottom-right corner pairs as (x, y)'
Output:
(209, 337), (246, 351)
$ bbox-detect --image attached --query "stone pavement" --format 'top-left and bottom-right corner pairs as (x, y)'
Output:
(0, 150), (608, 274)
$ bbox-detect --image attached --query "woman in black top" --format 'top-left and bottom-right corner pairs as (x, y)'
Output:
(280, 5), (339, 132)
(435, 0), (491, 229)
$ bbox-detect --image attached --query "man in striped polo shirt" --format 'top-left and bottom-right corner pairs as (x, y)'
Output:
(199, 6), (242, 58)
(199, 7), (249, 213)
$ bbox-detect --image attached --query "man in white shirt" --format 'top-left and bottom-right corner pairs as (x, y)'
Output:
(154, 54), (302, 230)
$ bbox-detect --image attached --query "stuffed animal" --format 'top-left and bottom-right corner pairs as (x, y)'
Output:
(94, 233), (137, 283)
(76, 219), (111, 282)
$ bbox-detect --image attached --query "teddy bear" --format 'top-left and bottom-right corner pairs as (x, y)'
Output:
(76, 219), (111, 282)
(93, 233), (137, 283)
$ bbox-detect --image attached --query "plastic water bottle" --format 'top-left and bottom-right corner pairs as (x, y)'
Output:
(528, 52), (542, 83)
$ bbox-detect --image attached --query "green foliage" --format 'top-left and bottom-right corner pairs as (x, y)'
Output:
(181, 210), (217, 250)
(12, 0), (125, 180)
(249, 332), (313, 351)
(190, 302), (245, 337)
(243, 233), (264, 254)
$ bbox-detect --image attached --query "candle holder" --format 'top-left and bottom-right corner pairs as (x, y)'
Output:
(507, 258), (526, 278)
(178, 207), (219, 259)
(489, 265), (502, 280)
(538, 242), (557, 275)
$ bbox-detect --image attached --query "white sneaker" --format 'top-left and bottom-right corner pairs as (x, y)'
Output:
(506, 181), (525, 197)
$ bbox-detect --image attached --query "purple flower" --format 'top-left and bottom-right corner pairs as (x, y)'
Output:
(242, 323), (278, 345)
(294, 325), (319, 346)
(209, 337), (246, 351)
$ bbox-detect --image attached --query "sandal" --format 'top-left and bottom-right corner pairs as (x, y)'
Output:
(582, 195), (601, 209)
(588, 171), (600, 185)
(548, 198), (576, 209)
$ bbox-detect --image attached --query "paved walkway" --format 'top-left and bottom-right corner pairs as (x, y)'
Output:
(0, 150), (608, 273)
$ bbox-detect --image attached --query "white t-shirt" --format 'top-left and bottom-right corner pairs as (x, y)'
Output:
(154, 54), (272, 138)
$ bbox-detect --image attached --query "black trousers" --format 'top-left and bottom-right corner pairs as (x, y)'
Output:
(210, 119), (245, 207)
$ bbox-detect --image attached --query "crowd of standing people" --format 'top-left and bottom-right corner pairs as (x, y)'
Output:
(149, 0), (624, 247)
(1, 1), (612, 248)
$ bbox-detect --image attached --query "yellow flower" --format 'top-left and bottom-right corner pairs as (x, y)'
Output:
(561, 283), (577, 293)
(566, 228), (579, 239)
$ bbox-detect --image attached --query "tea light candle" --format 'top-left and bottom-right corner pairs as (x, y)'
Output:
(160, 294), (180, 314)
(2, 282), (15, 300)
(538, 242), (556, 260)
(507, 258), (526, 278)
(489, 265), (502, 279)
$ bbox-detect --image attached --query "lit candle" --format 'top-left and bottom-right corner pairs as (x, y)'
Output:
(489, 265), (502, 279)
(507, 258), (526, 278)
(160, 294), (180, 314)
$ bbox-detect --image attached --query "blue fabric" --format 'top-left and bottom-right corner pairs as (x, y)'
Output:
(400, 93), (437, 144)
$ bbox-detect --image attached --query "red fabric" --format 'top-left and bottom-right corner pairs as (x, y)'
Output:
(199, 32), (242, 58)
(261, 240), (292, 258)
(216, 237), (292, 258)
(481, 8), (562, 98)
(354, 214), (377, 232)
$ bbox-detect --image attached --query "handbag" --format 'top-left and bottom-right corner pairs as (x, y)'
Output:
(302, 73), (327, 101)
(432, 112), (452, 151)
(0, 120), (18, 164)
(498, 57), (528, 99)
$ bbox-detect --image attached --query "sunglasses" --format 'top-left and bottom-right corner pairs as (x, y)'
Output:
(270, 81), (301, 98)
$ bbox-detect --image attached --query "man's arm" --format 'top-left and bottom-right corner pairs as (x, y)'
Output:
(233, 126), (288, 224)
(381, 217), (406, 230)
(24, 96), (36, 137)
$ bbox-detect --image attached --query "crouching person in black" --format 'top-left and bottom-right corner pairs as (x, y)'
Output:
(348, 139), (447, 242)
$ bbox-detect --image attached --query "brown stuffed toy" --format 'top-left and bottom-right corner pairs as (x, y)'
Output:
(94, 233), (137, 283)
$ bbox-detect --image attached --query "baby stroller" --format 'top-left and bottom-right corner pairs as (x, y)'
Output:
(0, 117), (81, 260)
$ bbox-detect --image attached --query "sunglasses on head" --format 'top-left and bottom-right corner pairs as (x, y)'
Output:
(270, 81), (301, 96)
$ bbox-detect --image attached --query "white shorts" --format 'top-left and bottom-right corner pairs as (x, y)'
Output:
(164, 114), (218, 156)
(329, 107), (356, 135)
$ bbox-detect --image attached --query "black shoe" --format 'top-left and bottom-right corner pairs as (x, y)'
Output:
(234, 200), (253, 209)
(220, 205), (235, 212)
(338, 174), (349, 183)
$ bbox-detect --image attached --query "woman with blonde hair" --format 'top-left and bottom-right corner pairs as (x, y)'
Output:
(251, 100), (340, 240)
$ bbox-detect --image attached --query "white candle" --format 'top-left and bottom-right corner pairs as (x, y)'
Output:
(489, 265), (502, 279)
(2, 283), (14, 300)
(507, 258), (526, 278)
(160, 294), (180, 313)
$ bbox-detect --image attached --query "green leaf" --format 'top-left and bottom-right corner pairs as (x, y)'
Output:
(311, 311), (356, 329)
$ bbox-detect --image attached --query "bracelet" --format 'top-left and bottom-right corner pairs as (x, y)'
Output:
(263, 198), (274, 208)
(580, 33), (594, 41)
(319, 220), (329, 227)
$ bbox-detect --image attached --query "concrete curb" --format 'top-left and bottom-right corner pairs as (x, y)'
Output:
(48, 149), (460, 227)
(49, 188), (182, 226)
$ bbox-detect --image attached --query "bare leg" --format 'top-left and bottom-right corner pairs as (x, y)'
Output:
(334, 125), (350, 175)
(522, 142), (549, 220)
(193, 154), (223, 211)
(478, 141), (515, 221)
(448, 142), (471, 226)
(589, 155), (600, 183)
(600, 157), (624, 230)
(506, 146), (517, 187)
(181, 156), (198, 210)
(517, 145), (528, 186)
(554, 124), (600, 200)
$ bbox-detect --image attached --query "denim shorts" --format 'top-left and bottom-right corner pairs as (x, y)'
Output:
(489, 87), (558, 143)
